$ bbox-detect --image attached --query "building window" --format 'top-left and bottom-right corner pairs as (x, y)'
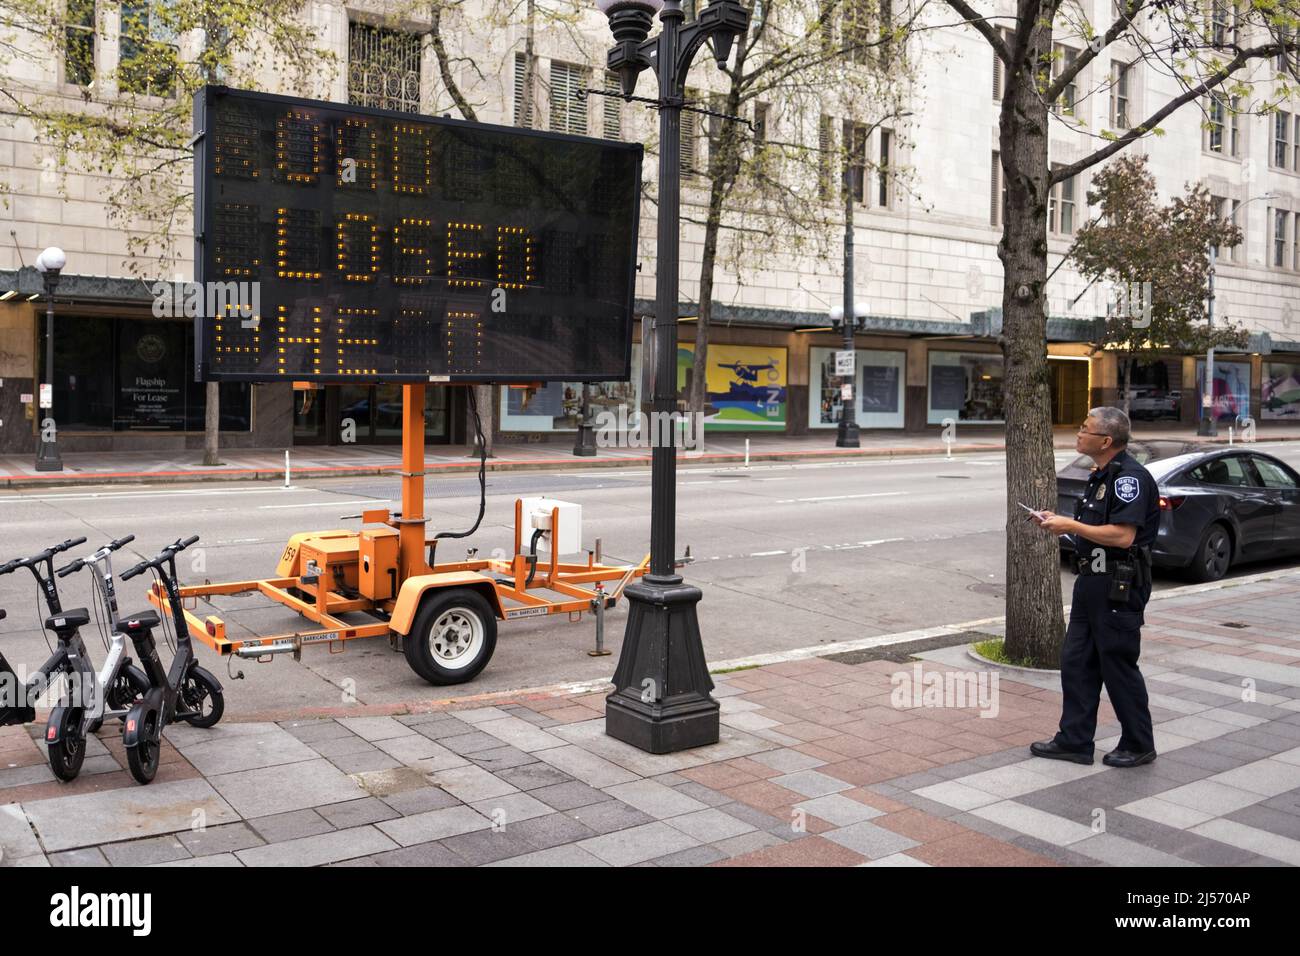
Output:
(991, 28), (1015, 102)
(513, 52), (535, 128)
(681, 88), (700, 179)
(1230, 98), (1240, 156)
(1051, 44), (1078, 115)
(1230, 199), (1240, 261)
(877, 129), (893, 208)
(1209, 0), (1234, 48)
(1274, 208), (1288, 268)
(990, 150), (1004, 228)
(843, 0), (874, 65)
(602, 71), (622, 140)
(1274, 111), (1291, 170)
(118, 1), (178, 97)
(1110, 61), (1130, 129)
(927, 351), (1005, 424)
(1049, 167), (1076, 235)
(348, 22), (421, 113)
(817, 113), (833, 199)
(1206, 94), (1227, 153)
(65, 0), (96, 86)
(707, 92), (727, 173)
(842, 120), (868, 203)
(549, 61), (589, 136)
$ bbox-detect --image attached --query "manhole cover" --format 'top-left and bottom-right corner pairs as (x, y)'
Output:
(937, 475), (972, 479)
(1220, 622), (1250, 629)
(967, 582), (1006, 597)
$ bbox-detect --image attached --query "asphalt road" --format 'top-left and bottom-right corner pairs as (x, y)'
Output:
(3, 442), (1299, 714)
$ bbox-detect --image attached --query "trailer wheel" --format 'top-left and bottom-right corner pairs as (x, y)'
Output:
(403, 588), (497, 685)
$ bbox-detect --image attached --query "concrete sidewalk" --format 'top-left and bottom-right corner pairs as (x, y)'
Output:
(4, 424), (1298, 488)
(2, 571), (1297, 867)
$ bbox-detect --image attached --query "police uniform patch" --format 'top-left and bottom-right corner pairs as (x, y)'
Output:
(1115, 475), (1140, 503)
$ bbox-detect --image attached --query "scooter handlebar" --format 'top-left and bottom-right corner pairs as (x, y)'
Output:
(55, 559), (85, 578)
(121, 562), (148, 581)
(109, 534), (135, 551)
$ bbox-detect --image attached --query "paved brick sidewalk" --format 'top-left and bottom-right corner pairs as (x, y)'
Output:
(1, 573), (1298, 867)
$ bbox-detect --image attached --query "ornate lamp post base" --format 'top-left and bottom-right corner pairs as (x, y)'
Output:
(35, 444), (64, 471)
(836, 420), (860, 448)
(605, 578), (718, 753)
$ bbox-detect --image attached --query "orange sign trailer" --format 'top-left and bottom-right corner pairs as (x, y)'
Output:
(149, 384), (648, 684)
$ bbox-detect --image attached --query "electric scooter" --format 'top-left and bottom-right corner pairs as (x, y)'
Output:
(119, 536), (224, 784)
(44, 535), (153, 780)
(0, 537), (97, 777)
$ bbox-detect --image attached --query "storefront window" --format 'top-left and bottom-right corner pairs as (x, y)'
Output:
(1123, 359), (1182, 422)
(1195, 359), (1251, 423)
(1262, 362), (1300, 420)
(499, 344), (641, 432)
(50, 315), (250, 432)
(809, 347), (905, 429)
(927, 351), (1004, 424)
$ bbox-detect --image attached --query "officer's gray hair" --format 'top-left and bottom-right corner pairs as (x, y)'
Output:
(1088, 406), (1131, 447)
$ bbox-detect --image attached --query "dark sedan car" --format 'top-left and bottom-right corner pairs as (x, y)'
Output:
(1056, 443), (1300, 582)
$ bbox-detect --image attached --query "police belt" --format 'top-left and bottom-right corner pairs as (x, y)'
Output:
(1073, 545), (1152, 579)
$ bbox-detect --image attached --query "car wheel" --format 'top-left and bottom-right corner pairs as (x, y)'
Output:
(1189, 522), (1232, 583)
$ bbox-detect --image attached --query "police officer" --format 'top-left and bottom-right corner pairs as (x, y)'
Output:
(1030, 407), (1158, 768)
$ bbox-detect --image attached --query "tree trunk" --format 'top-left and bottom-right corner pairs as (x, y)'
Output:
(203, 380), (222, 465)
(999, 20), (1065, 666)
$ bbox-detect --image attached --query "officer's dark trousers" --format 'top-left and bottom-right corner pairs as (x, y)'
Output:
(1053, 574), (1155, 755)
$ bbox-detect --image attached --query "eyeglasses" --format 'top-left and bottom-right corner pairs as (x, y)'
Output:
(1077, 426), (1111, 438)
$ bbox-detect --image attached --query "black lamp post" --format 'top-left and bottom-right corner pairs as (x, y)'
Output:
(34, 246), (66, 472)
(597, 0), (748, 753)
(834, 161), (860, 448)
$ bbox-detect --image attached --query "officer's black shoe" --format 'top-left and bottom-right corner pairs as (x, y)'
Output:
(1030, 739), (1093, 765)
(1103, 748), (1157, 768)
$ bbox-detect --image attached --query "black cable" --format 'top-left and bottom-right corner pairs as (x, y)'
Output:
(525, 528), (544, 586)
(435, 386), (487, 542)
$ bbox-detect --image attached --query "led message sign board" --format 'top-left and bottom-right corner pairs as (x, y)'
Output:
(194, 86), (641, 383)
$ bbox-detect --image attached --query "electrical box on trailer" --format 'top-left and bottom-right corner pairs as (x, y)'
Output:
(359, 527), (400, 600)
(520, 497), (582, 555)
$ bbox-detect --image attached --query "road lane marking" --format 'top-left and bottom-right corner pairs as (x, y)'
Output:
(775, 492), (908, 503)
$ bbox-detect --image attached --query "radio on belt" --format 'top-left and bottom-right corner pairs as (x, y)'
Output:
(520, 497), (582, 554)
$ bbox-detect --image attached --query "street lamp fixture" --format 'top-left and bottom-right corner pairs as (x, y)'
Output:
(33, 246), (66, 472)
(596, 0), (749, 753)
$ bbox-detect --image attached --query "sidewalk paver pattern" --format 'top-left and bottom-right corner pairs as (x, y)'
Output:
(1, 577), (1297, 866)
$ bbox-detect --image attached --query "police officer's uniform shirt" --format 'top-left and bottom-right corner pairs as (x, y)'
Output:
(1073, 449), (1160, 555)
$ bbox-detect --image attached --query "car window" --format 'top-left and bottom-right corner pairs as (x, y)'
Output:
(1251, 456), (1300, 490)
(1187, 455), (1258, 488)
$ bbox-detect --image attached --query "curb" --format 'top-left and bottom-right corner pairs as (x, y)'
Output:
(965, 645), (1060, 675)
(4, 432), (1294, 489)
(228, 564), (1300, 723)
(0, 443), (1005, 488)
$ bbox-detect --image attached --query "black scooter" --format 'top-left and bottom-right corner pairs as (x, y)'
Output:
(0, 539), (97, 771)
(119, 536), (224, 784)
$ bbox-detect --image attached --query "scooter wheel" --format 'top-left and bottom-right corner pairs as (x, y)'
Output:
(47, 707), (86, 782)
(179, 667), (224, 729)
(127, 712), (159, 784)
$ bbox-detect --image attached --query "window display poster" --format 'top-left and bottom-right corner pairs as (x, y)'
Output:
(861, 364), (899, 414)
(115, 320), (186, 430)
(1195, 360), (1251, 423)
(927, 352), (1005, 424)
(1262, 362), (1300, 420)
(678, 343), (787, 431)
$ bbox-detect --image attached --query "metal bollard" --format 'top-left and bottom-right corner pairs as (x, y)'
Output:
(588, 582), (610, 657)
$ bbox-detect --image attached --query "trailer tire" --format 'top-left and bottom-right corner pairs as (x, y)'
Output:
(403, 588), (497, 685)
